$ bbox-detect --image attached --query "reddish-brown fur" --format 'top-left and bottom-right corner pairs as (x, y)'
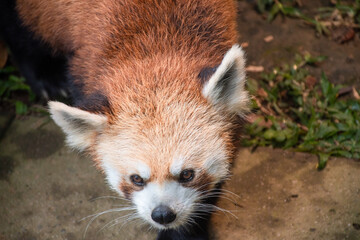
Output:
(16, 0), (238, 102)
(16, 0), (239, 180)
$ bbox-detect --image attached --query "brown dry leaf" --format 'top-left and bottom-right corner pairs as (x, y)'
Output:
(353, 87), (360, 100)
(330, 9), (343, 23)
(280, 90), (287, 98)
(264, 35), (274, 42)
(302, 90), (309, 100)
(305, 76), (317, 89)
(0, 40), (8, 69)
(246, 113), (260, 123)
(241, 42), (249, 48)
(346, 54), (354, 63)
(296, 0), (303, 6)
(333, 26), (355, 44)
(255, 98), (273, 116)
(247, 113), (272, 128)
(297, 124), (308, 132)
(338, 86), (353, 96)
(257, 88), (268, 98)
(312, 97), (317, 106)
(246, 65), (264, 72)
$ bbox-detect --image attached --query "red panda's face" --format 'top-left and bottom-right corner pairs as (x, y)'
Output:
(49, 44), (249, 230)
(95, 100), (233, 229)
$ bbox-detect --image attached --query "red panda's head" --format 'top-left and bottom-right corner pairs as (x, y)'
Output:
(49, 45), (249, 229)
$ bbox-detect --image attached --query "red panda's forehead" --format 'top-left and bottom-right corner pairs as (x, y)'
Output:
(102, 52), (220, 118)
(99, 96), (234, 183)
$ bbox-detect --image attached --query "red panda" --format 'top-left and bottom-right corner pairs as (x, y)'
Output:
(9, 0), (249, 239)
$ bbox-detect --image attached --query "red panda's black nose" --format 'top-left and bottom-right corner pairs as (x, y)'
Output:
(151, 205), (176, 224)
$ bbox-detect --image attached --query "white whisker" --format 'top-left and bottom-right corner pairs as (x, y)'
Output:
(89, 195), (131, 202)
(81, 206), (137, 239)
(97, 212), (135, 234)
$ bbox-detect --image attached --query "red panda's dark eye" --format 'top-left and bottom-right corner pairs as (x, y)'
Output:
(130, 175), (145, 186)
(179, 169), (195, 183)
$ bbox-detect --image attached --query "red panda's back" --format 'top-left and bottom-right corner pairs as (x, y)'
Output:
(17, 0), (238, 61)
(100, 0), (238, 61)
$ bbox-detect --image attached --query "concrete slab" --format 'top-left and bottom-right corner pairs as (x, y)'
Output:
(0, 116), (359, 240)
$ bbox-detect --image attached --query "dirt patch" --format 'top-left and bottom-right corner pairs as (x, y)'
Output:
(50, 182), (73, 200)
(14, 129), (64, 159)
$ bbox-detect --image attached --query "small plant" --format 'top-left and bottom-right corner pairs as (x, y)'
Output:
(256, 0), (303, 21)
(256, 0), (360, 37)
(0, 66), (35, 115)
(243, 53), (360, 169)
(317, 0), (360, 42)
(318, 0), (360, 26)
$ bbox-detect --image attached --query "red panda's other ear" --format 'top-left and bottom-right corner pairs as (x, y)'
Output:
(48, 101), (107, 151)
(202, 44), (250, 116)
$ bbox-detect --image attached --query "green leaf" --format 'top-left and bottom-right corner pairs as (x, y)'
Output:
(320, 72), (331, 96)
(8, 75), (24, 83)
(356, 14), (360, 24)
(275, 130), (286, 142)
(264, 129), (277, 140)
(267, 3), (280, 21)
(246, 78), (259, 95)
(257, 0), (268, 13)
(281, 6), (302, 17)
(304, 53), (327, 65)
(349, 101), (360, 111)
(317, 153), (330, 170)
(331, 150), (352, 158)
(0, 82), (8, 97)
(314, 123), (338, 139)
(0, 66), (17, 74)
(15, 101), (28, 115)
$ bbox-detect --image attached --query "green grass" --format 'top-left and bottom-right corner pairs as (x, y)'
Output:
(243, 53), (360, 169)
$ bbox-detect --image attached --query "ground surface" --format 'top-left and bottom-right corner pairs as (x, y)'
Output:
(1, 1), (360, 240)
(237, 1), (360, 88)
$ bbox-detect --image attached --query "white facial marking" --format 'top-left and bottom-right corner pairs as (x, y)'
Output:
(102, 160), (151, 190)
(170, 156), (186, 176)
(136, 163), (151, 180)
(133, 181), (199, 229)
(102, 161), (121, 194)
(123, 160), (151, 180)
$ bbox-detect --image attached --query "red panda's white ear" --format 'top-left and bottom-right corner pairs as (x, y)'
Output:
(48, 101), (107, 151)
(202, 44), (250, 116)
